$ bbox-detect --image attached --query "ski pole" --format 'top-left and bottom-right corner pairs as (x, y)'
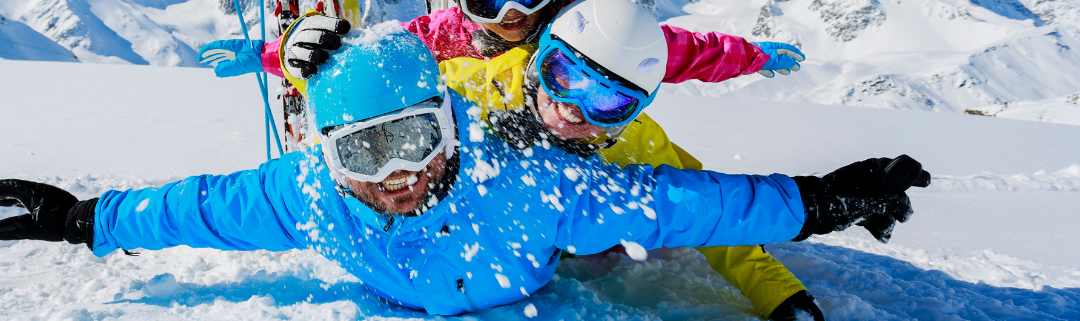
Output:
(231, 0), (285, 160)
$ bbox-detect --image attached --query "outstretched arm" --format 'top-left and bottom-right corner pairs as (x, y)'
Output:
(661, 25), (770, 83)
(661, 25), (805, 83)
(543, 155), (807, 255)
(0, 154), (313, 257)
(543, 152), (929, 254)
(92, 155), (311, 256)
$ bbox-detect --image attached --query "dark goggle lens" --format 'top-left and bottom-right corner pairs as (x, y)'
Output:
(579, 91), (638, 124)
(334, 113), (442, 176)
(465, 0), (546, 20)
(539, 48), (641, 125)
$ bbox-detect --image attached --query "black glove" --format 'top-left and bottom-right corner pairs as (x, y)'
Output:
(769, 290), (825, 321)
(0, 179), (97, 249)
(793, 155), (932, 243)
(282, 15), (351, 79)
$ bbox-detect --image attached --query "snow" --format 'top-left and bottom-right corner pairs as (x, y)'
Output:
(2, 58), (1078, 319)
(523, 303), (537, 317)
(0, 0), (428, 66)
(3, 0), (1080, 126)
(3, 0), (1080, 318)
(0, 13), (78, 62)
(620, 240), (648, 261)
(656, 0), (1080, 125)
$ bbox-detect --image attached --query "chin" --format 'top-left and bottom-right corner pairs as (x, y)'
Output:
(386, 200), (424, 215)
(504, 33), (527, 42)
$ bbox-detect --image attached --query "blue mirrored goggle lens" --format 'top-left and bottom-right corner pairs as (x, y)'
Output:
(335, 113), (442, 176)
(540, 48), (640, 125)
(464, 0), (546, 20)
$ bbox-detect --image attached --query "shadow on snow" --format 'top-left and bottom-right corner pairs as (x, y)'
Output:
(107, 242), (1079, 320)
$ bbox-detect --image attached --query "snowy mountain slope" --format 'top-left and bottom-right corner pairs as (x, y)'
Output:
(0, 0), (256, 66)
(658, 0), (1080, 125)
(3, 0), (1079, 126)
(0, 13), (79, 61)
(0, 0), (150, 64)
(967, 91), (1080, 124)
(2, 58), (1080, 320)
(0, 0), (428, 66)
(82, 0), (202, 66)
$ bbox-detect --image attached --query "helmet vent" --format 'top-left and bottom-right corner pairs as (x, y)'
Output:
(570, 11), (587, 34)
(637, 58), (660, 74)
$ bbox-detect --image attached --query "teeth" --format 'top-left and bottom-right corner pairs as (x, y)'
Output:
(381, 173), (419, 191)
(502, 16), (524, 24)
(557, 104), (584, 123)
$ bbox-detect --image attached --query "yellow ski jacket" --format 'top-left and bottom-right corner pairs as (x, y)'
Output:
(438, 44), (808, 318)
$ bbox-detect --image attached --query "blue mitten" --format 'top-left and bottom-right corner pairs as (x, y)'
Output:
(752, 42), (805, 78)
(198, 39), (265, 78)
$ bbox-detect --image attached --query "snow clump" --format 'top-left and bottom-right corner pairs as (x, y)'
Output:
(523, 303), (537, 317)
(620, 239), (648, 261)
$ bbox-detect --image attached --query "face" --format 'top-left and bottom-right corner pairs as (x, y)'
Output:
(480, 9), (543, 42)
(535, 88), (605, 140)
(347, 152), (449, 215)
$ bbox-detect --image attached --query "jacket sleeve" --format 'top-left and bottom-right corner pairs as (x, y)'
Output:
(91, 155), (310, 257)
(401, 8), (484, 62)
(598, 113), (703, 170)
(547, 156), (806, 255)
(661, 25), (769, 84)
(592, 113), (805, 317)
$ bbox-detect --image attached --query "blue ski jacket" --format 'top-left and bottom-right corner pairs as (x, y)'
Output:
(90, 92), (807, 315)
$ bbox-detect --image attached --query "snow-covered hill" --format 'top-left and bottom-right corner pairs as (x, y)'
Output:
(2, 55), (1079, 320)
(0, 0), (426, 66)
(0, 13), (79, 61)
(657, 0), (1080, 125)
(3, 1), (1080, 319)
(2, 0), (1079, 125)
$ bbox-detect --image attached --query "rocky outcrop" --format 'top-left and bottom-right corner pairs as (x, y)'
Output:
(12, 0), (148, 64)
(808, 0), (886, 42)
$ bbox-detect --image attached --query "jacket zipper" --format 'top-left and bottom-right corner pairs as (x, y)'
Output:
(382, 216), (395, 232)
(457, 279), (480, 311)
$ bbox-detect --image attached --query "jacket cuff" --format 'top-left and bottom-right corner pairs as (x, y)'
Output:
(790, 176), (824, 242)
(742, 42), (769, 75)
(64, 198), (98, 250)
(262, 36), (286, 78)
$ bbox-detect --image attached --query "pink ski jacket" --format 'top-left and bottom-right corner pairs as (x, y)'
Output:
(263, 8), (767, 84)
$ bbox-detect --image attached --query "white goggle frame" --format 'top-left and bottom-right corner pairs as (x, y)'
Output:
(459, 0), (552, 24)
(321, 93), (455, 183)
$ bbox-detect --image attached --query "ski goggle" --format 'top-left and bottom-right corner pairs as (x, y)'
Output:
(535, 36), (657, 127)
(321, 96), (454, 183)
(459, 0), (551, 24)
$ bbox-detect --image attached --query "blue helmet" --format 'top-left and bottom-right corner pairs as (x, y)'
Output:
(306, 23), (444, 132)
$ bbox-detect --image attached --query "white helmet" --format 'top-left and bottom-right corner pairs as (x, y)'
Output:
(545, 0), (667, 95)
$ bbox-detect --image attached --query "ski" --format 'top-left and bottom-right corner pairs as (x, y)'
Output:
(274, 0), (367, 152)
